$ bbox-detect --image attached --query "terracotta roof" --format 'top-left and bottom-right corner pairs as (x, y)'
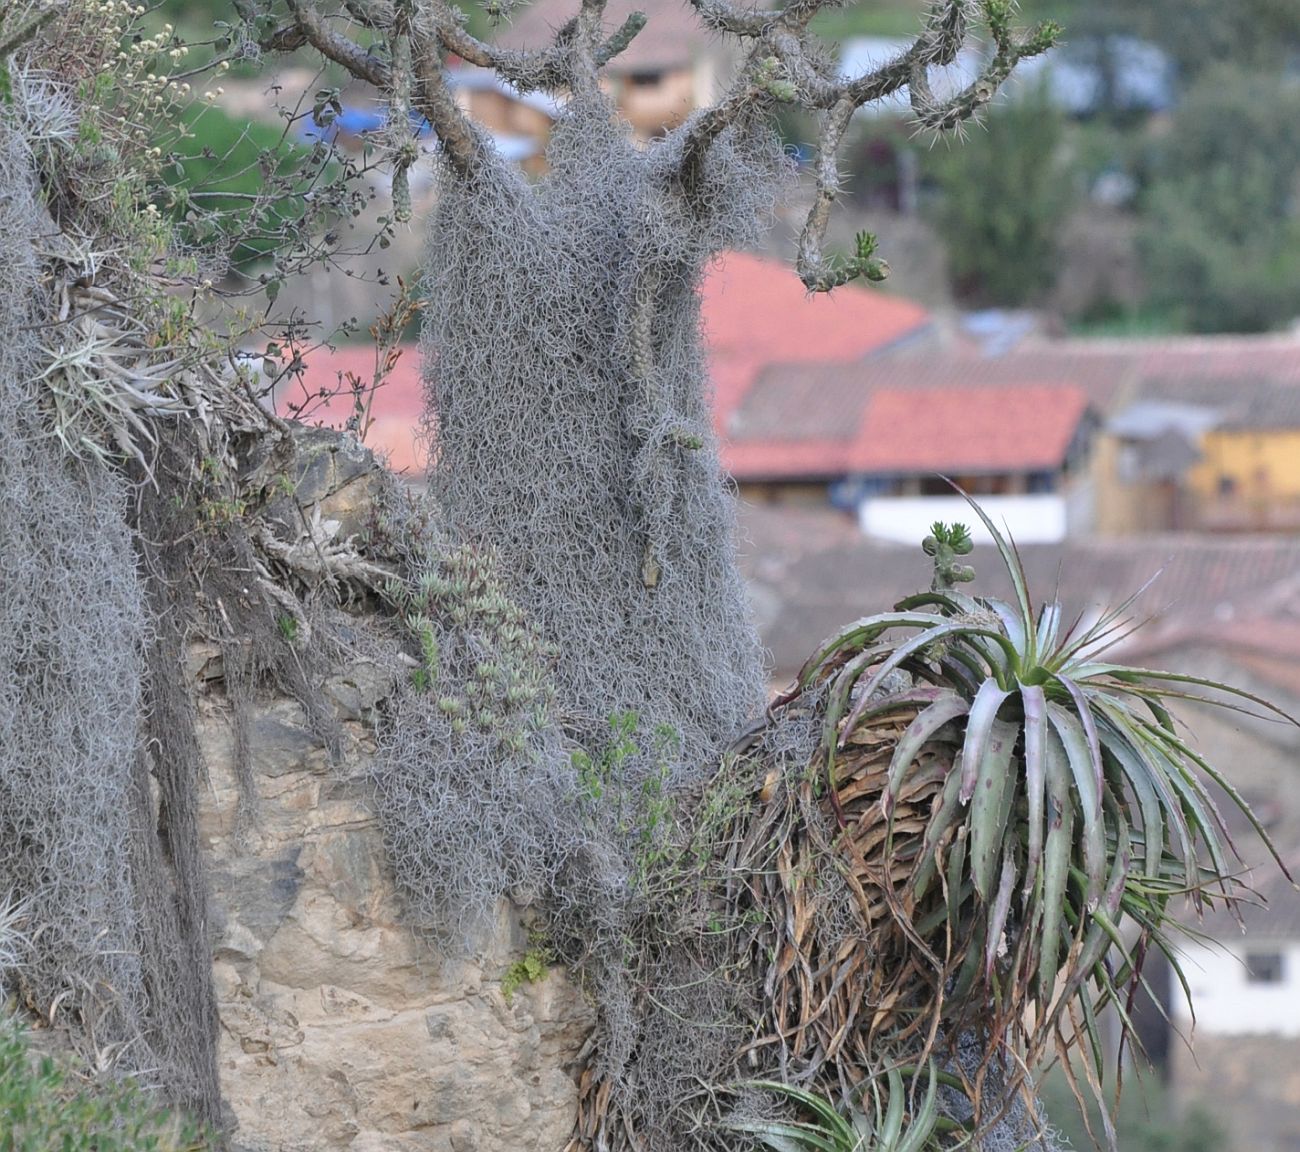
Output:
(703, 250), (932, 432)
(490, 0), (722, 74)
(852, 383), (1089, 475)
(741, 335), (1300, 440)
(726, 381), (1091, 480)
(725, 335), (1300, 479)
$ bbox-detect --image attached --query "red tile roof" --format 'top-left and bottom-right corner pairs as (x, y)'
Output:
(725, 334), (1300, 479)
(703, 250), (932, 432)
(741, 335), (1300, 440)
(850, 383), (1090, 475)
(725, 382), (1091, 479)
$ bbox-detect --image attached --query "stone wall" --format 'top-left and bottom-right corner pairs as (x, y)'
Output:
(192, 644), (594, 1151)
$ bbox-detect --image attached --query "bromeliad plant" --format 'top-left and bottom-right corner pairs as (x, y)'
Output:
(774, 506), (1295, 1117)
(725, 1063), (945, 1152)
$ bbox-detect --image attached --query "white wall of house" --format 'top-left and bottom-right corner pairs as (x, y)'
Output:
(858, 494), (1068, 545)
(1174, 937), (1300, 1038)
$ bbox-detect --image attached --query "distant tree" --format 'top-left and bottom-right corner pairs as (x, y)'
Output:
(1034, 0), (1300, 81)
(929, 87), (1077, 307)
(1139, 66), (1300, 333)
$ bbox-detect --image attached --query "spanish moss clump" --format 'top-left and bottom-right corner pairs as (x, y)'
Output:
(373, 531), (576, 949)
(396, 96), (801, 1141)
(421, 94), (790, 763)
(0, 111), (219, 1122)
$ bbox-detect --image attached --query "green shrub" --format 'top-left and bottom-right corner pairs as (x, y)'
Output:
(0, 1020), (209, 1152)
(161, 103), (318, 271)
(929, 87), (1077, 307)
(1139, 66), (1300, 333)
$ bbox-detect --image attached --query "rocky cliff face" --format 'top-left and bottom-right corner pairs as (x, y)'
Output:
(191, 602), (593, 1150)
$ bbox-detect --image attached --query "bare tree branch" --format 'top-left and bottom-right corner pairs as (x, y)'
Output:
(677, 79), (768, 198)
(686, 0), (773, 37)
(281, 0), (387, 84)
(594, 11), (647, 67)
(433, 11), (571, 89)
(410, 33), (483, 174)
(255, 0), (1053, 285)
(269, 0), (483, 176)
(789, 0), (1057, 289)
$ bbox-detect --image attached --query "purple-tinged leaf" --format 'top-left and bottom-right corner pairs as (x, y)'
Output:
(959, 678), (1012, 803)
(1021, 681), (1048, 896)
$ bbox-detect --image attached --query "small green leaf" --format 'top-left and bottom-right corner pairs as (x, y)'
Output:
(1047, 702), (1105, 908)
(969, 717), (1017, 900)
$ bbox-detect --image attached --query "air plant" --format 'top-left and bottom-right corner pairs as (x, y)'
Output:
(776, 501), (1295, 1124)
(724, 1063), (945, 1152)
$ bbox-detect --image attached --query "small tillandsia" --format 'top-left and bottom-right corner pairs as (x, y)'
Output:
(778, 496), (1298, 1141)
(724, 1062), (944, 1152)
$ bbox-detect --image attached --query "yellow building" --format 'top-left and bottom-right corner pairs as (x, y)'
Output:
(1107, 371), (1300, 533)
(1191, 427), (1300, 531)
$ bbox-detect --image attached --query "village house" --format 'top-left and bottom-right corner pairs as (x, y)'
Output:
(736, 334), (1300, 538)
(726, 378), (1097, 543)
(1107, 368), (1300, 533)
(490, 0), (737, 137)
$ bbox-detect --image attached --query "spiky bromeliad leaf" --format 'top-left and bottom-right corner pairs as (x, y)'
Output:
(725, 1064), (944, 1152)
(764, 500), (1297, 1142)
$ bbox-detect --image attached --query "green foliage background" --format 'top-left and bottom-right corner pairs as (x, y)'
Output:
(0, 1022), (210, 1152)
(928, 88), (1076, 307)
(1139, 67), (1300, 333)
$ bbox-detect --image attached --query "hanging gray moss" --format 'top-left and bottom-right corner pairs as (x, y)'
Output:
(420, 96), (790, 761)
(0, 108), (220, 1126)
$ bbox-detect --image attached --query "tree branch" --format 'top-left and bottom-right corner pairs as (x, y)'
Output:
(686, 0), (773, 37)
(792, 0), (1058, 290)
(271, 0), (482, 176)
(594, 11), (647, 67)
(281, 0), (387, 85)
(676, 80), (770, 199)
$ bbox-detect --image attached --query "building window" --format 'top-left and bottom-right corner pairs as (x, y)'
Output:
(1217, 474), (1238, 497)
(626, 71), (663, 88)
(1245, 951), (1285, 984)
